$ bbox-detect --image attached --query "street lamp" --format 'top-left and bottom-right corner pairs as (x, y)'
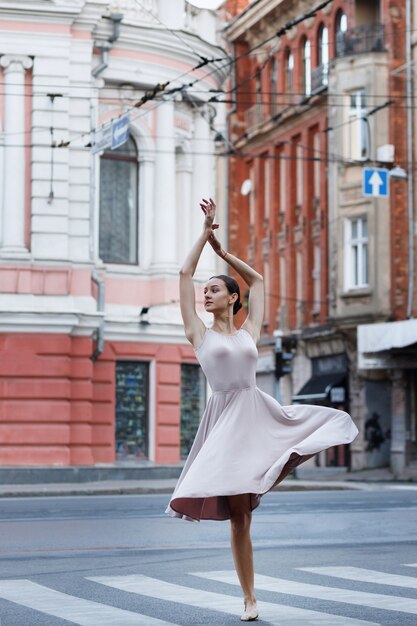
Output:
(389, 166), (407, 180)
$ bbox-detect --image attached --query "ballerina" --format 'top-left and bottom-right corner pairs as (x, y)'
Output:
(166, 198), (358, 622)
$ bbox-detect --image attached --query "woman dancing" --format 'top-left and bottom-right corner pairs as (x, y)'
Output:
(166, 198), (358, 622)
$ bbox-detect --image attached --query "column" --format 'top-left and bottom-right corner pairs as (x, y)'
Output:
(176, 144), (192, 266)
(0, 55), (33, 258)
(191, 105), (215, 279)
(152, 100), (177, 272)
(139, 156), (155, 270)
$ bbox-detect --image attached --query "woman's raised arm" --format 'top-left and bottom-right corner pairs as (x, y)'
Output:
(179, 198), (217, 347)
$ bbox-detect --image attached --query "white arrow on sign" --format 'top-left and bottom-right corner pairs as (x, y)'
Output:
(369, 171), (384, 196)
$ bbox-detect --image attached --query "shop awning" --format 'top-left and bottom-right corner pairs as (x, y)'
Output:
(357, 318), (417, 353)
(292, 373), (345, 402)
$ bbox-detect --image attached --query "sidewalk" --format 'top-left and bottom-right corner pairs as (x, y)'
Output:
(0, 466), (415, 498)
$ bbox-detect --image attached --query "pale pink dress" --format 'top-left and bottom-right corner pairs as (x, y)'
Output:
(165, 327), (358, 522)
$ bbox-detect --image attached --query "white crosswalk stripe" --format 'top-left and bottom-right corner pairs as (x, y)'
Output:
(300, 566), (417, 589)
(0, 580), (173, 626)
(194, 570), (417, 615)
(88, 574), (379, 625)
(404, 563), (417, 567)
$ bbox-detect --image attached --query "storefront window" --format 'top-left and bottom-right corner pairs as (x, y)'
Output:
(181, 364), (206, 459)
(115, 361), (149, 460)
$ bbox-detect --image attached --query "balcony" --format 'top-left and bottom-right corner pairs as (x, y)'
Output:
(244, 103), (263, 130)
(336, 23), (385, 57)
(311, 64), (328, 94)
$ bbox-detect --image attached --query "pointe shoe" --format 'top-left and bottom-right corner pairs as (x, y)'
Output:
(240, 601), (258, 621)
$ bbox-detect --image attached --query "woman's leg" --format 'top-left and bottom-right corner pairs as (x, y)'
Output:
(227, 493), (258, 620)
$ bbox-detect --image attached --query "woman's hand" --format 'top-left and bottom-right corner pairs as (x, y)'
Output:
(200, 197), (219, 234)
(208, 231), (224, 257)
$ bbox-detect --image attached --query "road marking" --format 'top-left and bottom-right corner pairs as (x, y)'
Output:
(0, 580), (173, 625)
(404, 563), (417, 567)
(89, 574), (378, 625)
(300, 566), (417, 589)
(194, 570), (417, 615)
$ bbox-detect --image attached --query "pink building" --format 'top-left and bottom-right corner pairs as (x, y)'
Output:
(0, 0), (228, 466)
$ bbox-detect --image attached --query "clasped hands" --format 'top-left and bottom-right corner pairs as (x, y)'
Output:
(200, 198), (226, 258)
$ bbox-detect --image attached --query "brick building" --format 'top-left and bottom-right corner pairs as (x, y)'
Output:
(223, 0), (417, 475)
(0, 0), (228, 467)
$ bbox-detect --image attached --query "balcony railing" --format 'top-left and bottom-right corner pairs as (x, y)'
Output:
(336, 23), (385, 57)
(245, 103), (263, 129)
(311, 64), (328, 93)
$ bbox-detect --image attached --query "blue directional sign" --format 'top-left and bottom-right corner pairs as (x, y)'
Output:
(111, 113), (130, 150)
(363, 167), (389, 198)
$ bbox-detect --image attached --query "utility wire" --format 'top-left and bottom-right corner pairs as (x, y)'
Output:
(134, 0), (227, 69)
(51, 0), (338, 150)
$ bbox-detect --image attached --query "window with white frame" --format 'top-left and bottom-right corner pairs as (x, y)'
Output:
(344, 216), (369, 289)
(346, 90), (368, 160)
(99, 137), (138, 264)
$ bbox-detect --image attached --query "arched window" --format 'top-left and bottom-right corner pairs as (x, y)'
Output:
(285, 48), (294, 92)
(317, 24), (329, 86)
(99, 136), (138, 264)
(302, 38), (311, 96)
(335, 10), (348, 56)
(336, 9), (348, 35)
(271, 56), (278, 115)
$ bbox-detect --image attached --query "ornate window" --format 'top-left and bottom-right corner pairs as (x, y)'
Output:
(99, 136), (138, 264)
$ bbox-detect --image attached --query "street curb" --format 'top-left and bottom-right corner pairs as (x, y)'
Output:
(0, 483), (361, 498)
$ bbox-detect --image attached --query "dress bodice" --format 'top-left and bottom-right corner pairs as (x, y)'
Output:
(194, 327), (258, 393)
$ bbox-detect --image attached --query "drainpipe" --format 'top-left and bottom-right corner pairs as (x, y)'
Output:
(92, 13), (123, 78)
(91, 270), (105, 361)
(89, 13), (122, 360)
(406, 0), (414, 318)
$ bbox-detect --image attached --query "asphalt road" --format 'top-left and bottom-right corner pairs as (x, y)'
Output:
(0, 487), (417, 625)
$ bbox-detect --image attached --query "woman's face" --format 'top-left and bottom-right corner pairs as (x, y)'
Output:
(203, 278), (236, 313)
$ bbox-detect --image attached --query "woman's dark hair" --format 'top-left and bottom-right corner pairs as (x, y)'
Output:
(210, 275), (243, 315)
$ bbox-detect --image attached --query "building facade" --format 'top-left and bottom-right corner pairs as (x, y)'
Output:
(224, 0), (416, 476)
(0, 0), (228, 466)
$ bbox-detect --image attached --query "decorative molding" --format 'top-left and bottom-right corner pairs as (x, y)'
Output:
(0, 55), (33, 71)
(108, 0), (158, 25)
